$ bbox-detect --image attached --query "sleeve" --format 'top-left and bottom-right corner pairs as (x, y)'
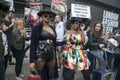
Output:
(30, 26), (38, 63)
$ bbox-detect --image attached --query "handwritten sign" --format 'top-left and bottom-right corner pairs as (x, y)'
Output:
(71, 3), (91, 18)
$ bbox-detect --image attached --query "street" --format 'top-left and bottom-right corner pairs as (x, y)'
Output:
(5, 49), (84, 80)
(5, 49), (116, 80)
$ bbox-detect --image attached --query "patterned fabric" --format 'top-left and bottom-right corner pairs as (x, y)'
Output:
(60, 33), (90, 71)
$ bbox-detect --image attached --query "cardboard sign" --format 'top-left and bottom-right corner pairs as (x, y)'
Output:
(24, 7), (39, 27)
(71, 3), (91, 18)
(29, 2), (43, 11)
(51, 0), (67, 14)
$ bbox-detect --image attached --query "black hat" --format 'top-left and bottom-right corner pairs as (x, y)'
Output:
(70, 17), (83, 24)
(0, 1), (9, 12)
(37, 8), (56, 17)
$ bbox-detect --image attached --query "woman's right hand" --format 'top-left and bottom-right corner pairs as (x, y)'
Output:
(29, 63), (35, 71)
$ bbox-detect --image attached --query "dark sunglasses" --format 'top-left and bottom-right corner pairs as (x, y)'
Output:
(80, 24), (85, 27)
(74, 22), (80, 25)
(43, 14), (52, 18)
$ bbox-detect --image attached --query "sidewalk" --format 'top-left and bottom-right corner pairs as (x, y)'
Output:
(6, 48), (116, 80)
(5, 57), (29, 80)
(5, 46), (117, 80)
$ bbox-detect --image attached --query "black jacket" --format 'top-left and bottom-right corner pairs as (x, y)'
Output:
(87, 31), (101, 50)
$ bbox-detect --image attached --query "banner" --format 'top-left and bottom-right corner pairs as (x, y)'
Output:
(102, 10), (119, 32)
(29, 2), (43, 11)
(51, 0), (67, 14)
(24, 7), (39, 27)
(71, 3), (91, 18)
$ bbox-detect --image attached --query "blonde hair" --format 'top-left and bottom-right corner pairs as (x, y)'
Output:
(14, 19), (25, 36)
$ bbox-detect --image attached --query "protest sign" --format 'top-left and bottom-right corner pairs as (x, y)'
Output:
(71, 3), (91, 18)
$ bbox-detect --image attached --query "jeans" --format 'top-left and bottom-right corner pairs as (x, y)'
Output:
(90, 50), (107, 71)
(104, 51), (113, 69)
(0, 57), (5, 80)
(115, 65), (120, 80)
(11, 46), (24, 77)
(15, 57), (24, 77)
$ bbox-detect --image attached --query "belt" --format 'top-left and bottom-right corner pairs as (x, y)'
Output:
(39, 39), (53, 44)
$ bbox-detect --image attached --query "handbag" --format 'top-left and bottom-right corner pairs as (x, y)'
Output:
(27, 71), (41, 80)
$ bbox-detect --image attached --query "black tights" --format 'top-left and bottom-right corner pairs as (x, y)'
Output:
(36, 60), (56, 80)
(81, 70), (91, 80)
(63, 67), (91, 80)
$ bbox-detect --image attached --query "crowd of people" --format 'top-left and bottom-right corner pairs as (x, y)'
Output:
(0, 4), (120, 80)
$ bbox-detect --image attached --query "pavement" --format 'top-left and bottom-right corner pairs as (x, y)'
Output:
(5, 49), (85, 80)
(5, 49), (116, 80)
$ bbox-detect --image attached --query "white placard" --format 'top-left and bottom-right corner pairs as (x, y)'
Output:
(102, 10), (119, 30)
(71, 3), (91, 18)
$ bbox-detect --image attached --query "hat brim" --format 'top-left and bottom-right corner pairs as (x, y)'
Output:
(37, 11), (56, 17)
(70, 17), (83, 24)
(0, 2), (9, 12)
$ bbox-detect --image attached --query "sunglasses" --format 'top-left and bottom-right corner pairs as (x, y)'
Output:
(80, 24), (85, 27)
(43, 14), (52, 18)
(74, 22), (80, 25)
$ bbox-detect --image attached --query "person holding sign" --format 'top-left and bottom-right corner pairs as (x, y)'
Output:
(60, 17), (90, 80)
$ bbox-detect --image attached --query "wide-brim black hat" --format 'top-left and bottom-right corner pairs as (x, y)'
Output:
(0, 1), (9, 12)
(37, 8), (56, 17)
(70, 17), (84, 24)
(70, 17), (91, 29)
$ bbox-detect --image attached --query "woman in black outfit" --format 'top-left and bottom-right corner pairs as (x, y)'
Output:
(29, 9), (58, 80)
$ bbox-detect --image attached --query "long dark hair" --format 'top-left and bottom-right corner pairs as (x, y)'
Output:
(92, 22), (103, 39)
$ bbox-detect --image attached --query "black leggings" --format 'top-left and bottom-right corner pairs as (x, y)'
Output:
(15, 57), (24, 77)
(81, 70), (91, 80)
(36, 59), (56, 80)
(63, 67), (91, 80)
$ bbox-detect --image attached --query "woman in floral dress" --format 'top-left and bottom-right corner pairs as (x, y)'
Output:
(60, 17), (91, 80)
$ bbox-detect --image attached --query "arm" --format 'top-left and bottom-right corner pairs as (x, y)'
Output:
(2, 22), (14, 32)
(30, 27), (38, 63)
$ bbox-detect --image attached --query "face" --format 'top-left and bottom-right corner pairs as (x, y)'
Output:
(55, 15), (60, 23)
(95, 23), (101, 32)
(8, 12), (13, 19)
(42, 13), (52, 23)
(72, 21), (80, 30)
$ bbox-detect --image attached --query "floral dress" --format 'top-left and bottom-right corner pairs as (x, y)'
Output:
(60, 33), (90, 71)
